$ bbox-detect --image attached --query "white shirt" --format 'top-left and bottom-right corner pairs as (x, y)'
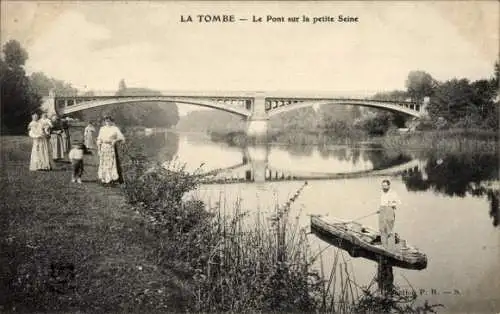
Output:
(97, 125), (125, 144)
(84, 125), (96, 135)
(380, 189), (401, 207)
(40, 118), (52, 134)
(28, 121), (44, 138)
(69, 148), (84, 160)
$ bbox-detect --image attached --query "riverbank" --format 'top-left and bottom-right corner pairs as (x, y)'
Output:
(0, 136), (188, 312)
(210, 129), (368, 147)
(210, 128), (499, 154)
(379, 129), (499, 155)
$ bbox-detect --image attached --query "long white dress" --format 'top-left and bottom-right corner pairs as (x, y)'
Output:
(97, 125), (125, 183)
(50, 121), (65, 160)
(84, 124), (97, 149)
(28, 120), (52, 171)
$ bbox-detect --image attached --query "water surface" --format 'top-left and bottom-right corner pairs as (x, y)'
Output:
(141, 131), (500, 313)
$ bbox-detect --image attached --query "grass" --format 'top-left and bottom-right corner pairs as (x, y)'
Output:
(119, 143), (328, 312)
(380, 128), (499, 155)
(0, 135), (188, 312)
(209, 129), (369, 147)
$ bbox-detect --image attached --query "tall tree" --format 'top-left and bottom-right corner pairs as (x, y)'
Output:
(0, 40), (40, 134)
(405, 71), (437, 103)
(30, 72), (78, 97)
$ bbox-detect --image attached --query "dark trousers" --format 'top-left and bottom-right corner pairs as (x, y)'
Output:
(71, 159), (84, 178)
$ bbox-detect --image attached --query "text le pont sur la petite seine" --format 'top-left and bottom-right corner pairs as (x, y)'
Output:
(180, 14), (359, 24)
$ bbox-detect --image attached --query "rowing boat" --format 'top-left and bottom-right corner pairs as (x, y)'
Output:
(310, 215), (427, 270)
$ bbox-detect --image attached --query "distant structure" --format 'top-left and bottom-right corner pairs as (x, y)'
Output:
(43, 90), (428, 138)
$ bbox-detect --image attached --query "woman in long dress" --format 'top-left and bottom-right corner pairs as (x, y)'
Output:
(84, 122), (97, 149)
(49, 116), (65, 161)
(28, 112), (52, 171)
(61, 118), (71, 153)
(97, 116), (125, 184)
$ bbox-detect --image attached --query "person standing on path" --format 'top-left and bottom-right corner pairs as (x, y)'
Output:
(49, 115), (65, 161)
(378, 179), (401, 251)
(84, 122), (97, 150)
(96, 116), (126, 185)
(61, 118), (71, 153)
(28, 112), (52, 171)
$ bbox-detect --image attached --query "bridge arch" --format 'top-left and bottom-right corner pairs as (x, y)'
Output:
(56, 96), (252, 118)
(266, 99), (423, 118)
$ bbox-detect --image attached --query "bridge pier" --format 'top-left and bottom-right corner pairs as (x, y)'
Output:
(246, 145), (269, 183)
(247, 119), (269, 139)
(246, 95), (269, 140)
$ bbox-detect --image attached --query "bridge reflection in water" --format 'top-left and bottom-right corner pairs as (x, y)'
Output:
(203, 145), (426, 184)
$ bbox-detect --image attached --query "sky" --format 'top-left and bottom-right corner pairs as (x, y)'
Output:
(2, 1), (499, 115)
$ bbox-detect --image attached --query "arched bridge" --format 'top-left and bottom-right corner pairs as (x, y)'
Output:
(42, 90), (428, 137)
(53, 95), (253, 118)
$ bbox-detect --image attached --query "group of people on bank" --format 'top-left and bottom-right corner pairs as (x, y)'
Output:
(28, 112), (126, 185)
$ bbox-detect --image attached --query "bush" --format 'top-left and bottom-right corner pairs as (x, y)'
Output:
(119, 140), (327, 312)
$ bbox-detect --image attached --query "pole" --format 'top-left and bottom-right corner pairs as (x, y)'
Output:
(377, 256), (394, 296)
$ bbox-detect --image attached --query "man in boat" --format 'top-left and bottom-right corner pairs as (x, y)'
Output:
(378, 179), (401, 252)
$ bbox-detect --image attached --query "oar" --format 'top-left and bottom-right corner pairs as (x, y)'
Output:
(308, 210), (378, 223)
(338, 211), (379, 224)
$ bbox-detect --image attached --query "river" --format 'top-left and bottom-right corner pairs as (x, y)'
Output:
(137, 130), (499, 313)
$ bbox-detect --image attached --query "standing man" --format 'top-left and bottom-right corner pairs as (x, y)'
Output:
(378, 179), (401, 251)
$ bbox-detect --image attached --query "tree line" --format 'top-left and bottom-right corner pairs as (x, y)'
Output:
(1, 40), (179, 135)
(363, 66), (499, 134)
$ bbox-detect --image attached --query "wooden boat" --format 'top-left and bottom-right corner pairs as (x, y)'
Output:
(310, 215), (427, 270)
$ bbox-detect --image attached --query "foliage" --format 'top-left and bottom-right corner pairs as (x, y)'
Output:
(372, 90), (409, 102)
(422, 63), (498, 130)
(119, 139), (329, 312)
(30, 72), (78, 97)
(405, 71), (437, 102)
(382, 129), (498, 155)
(353, 286), (444, 314)
(0, 40), (41, 134)
(176, 109), (245, 133)
(355, 111), (393, 136)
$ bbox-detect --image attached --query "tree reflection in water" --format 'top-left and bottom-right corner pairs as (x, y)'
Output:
(137, 131), (180, 162)
(402, 153), (499, 227)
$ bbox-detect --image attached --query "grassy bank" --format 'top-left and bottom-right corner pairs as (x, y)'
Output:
(380, 129), (499, 155)
(210, 129), (368, 147)
(0, 135), (192, 312)
(210, 128), (499, 156)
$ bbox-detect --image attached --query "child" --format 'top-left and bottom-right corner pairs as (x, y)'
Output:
(69, 142), (85, 183)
